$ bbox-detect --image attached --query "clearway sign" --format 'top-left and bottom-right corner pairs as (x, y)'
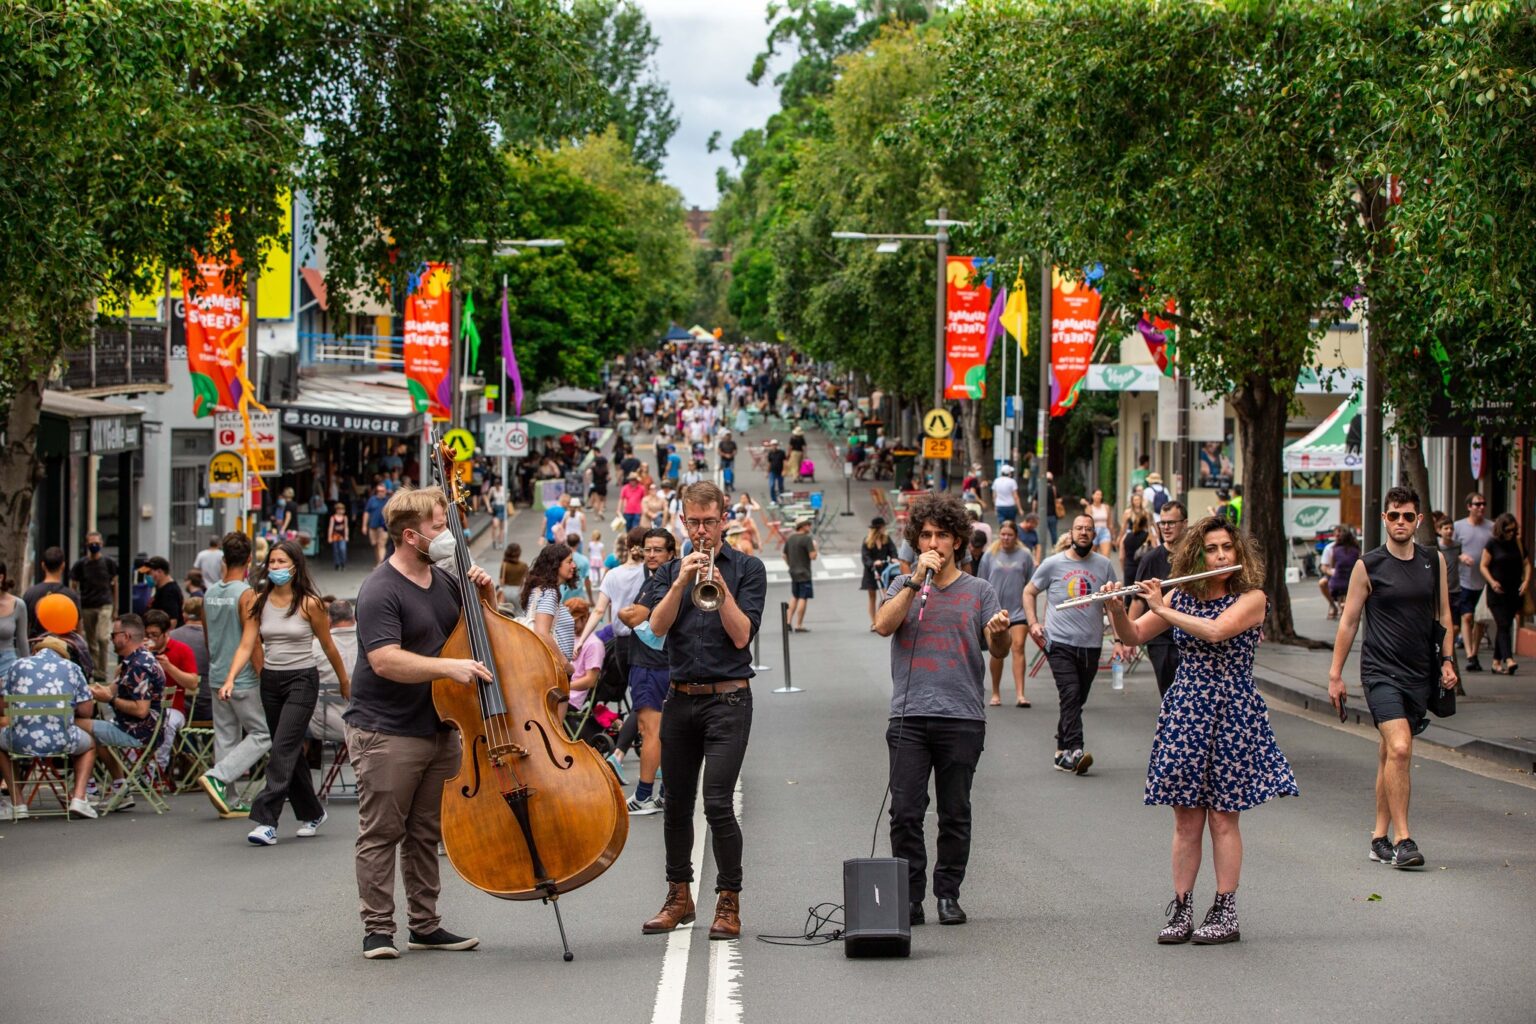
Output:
(214, 410), (280, 475)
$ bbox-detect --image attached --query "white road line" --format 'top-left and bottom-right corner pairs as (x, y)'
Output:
(651, 789), (708, 1024)
(705, 778), (746, 1024)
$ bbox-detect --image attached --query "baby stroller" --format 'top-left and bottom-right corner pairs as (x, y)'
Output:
(564, 632), (631, 757)
(797, 457), (816, 482)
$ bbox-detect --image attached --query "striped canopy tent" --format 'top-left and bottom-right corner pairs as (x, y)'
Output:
(1284, 393), (1364, 472)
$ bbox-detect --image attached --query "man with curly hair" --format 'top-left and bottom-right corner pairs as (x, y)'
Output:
(875, 492), (1012, 927)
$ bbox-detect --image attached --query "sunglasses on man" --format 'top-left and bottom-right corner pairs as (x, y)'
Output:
(1383, 510), (1419, 523)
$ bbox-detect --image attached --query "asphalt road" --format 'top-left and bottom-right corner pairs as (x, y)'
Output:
(3, 577), (1534, 1024)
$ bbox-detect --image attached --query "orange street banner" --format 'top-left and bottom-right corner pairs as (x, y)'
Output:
(404, 262), (453, 421)
(1049, 267), (1101, 416)
(183, 252), (247, 418)
(944, 256), (992, 400)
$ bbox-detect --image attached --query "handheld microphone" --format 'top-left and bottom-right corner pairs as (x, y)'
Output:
(917, 567), (935, 622)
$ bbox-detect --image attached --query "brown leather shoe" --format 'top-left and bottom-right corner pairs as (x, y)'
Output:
(642, 882), (695, 934)
(709, 890), (741, 940)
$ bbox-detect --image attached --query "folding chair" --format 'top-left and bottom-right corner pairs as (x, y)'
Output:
(96, 694), (172, 814)
(3, 695), (80, 818)
(173, 718), (216, 793)
(313, 692), (354, 801)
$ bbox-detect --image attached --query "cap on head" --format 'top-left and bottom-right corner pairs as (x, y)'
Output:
(999, 464), (1015, 476)
(1146, 472), (1162, 484)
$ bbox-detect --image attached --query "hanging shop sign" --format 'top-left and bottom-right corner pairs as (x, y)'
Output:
(943, 257), (992, 400)
(183, 251), (247, 418)
(1049, 266), (1102, 416)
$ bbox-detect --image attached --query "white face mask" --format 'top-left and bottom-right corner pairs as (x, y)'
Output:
(414, 529), (459, 570)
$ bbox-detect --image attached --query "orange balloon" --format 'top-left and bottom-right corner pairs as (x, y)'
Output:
(35, 593), (79, 635)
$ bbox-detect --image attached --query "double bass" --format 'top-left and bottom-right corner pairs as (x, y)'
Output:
(429, 437), (627, 961)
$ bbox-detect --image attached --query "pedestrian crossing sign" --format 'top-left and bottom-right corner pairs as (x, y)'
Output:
(443, 428), (476, 461)
(923, 408), (955, 439)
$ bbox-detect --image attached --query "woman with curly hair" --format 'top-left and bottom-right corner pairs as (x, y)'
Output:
(521, 542), (578, 674)
(1104, 515), (1297, 946)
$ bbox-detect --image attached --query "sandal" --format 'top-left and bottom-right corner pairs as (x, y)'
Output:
(1016, 700), (1032, 708)
(988, 698), (1002, 707)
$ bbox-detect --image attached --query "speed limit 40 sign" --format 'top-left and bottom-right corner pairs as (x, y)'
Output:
(484, 420), (530, 458)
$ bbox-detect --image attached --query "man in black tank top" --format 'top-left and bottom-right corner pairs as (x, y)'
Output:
(1328, 487), (1457, 870)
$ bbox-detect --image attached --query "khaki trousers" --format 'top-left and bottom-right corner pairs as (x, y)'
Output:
(348, 725), (461, 936)
(81, 606), (112, 682)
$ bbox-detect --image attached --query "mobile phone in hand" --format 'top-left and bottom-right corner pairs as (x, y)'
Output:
(1336, 692), (1348, 723)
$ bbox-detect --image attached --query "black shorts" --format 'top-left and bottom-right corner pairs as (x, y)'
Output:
(1457, 587), (1483, 618)
(791, 579), (815, 600)
(1363, 676), (1431, 736)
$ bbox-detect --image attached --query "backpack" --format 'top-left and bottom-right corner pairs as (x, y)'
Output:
(1148, 483), (1170, 514)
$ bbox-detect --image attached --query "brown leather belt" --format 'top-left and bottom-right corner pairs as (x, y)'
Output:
(670, 680), (750, 696)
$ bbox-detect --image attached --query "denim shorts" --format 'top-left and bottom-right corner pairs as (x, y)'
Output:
(88, 719), (145, 748)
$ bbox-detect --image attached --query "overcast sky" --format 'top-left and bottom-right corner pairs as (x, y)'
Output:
(637, 0), (788, 211)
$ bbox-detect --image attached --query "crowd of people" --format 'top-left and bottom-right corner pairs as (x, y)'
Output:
(0, 333), (1525, 958)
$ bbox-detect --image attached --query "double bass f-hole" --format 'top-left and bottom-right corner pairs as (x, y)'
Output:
(525, 719), (575, 771)
(462, 735), (487, 798)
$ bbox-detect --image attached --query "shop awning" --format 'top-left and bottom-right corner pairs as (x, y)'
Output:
(521, 409), (593, 438)
(40, 390), (144, 457)
(538, 386), (603, 405)
(1284, 394), (1364, 472)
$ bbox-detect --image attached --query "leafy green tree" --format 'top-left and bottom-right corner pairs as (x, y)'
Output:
(568, 0), (678, 172)
(938, 0), (1359, 639)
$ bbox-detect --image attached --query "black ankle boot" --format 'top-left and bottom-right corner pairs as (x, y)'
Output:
(1191, 890), (1240, 944)
(1157, 891), (1194, 944)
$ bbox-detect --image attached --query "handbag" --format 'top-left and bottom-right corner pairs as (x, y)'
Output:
(1424, 544), (1456, 719)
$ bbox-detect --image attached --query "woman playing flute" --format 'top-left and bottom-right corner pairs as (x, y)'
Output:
(1102, 515), (1297, 946)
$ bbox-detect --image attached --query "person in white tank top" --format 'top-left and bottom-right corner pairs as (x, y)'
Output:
(221, 540), (350, 847)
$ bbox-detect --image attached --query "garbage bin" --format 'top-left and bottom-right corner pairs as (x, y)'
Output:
(892, 448), (919, 491)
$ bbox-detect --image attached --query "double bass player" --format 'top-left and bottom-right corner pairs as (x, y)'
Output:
(345, 486), (496, 960)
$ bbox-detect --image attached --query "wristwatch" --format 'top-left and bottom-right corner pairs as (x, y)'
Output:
(1441, 655), (1455, 665)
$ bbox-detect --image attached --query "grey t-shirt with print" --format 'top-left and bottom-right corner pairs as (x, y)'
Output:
(1030, 551), (1117, 649)
(885, 572), (1002, 721)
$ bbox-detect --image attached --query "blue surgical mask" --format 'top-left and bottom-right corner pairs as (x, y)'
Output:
(267, 568), (293, 586)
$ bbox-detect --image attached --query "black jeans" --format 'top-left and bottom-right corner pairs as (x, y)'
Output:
(886, 717), (985, 901)
(1047, 645), (1100, 751)
(250, 667), (324, 828)
(661, 689), (753, 892)
(1148, 642), (1181, 699)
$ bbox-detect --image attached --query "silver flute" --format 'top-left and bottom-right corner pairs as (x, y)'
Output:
(1054, 565), (1243, 610)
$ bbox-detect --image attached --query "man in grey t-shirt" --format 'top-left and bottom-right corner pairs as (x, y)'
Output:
(1452, 491), (1493, 671)
(1024, 513), (1117, 774)
(874, 493), (1010, 927)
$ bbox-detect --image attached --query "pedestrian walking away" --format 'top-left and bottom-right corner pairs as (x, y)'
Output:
(639, 483), (766, 941)
(1105, 515), (1297, 945)
(875, 492), (1011, 927)
(343, 485), (496, 960)
(219, 539), (350, 847)
(976, 520), (1035, 707)
(1329, 486), (1459, 871)
(1023, 513), (1117, 774)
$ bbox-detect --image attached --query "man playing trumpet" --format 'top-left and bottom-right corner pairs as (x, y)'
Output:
(638, 482), (767, 941)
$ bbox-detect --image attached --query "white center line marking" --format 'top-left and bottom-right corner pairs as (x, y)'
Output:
(705, 778), (745, 1024)
(651, 786), (708, 1024)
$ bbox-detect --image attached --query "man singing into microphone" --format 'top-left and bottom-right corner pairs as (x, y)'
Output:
(639, 482), (767, 940)
(875, 492), (1012, 926)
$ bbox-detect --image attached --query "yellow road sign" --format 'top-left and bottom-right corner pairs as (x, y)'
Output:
(923, 408), (955, 439)
(455, 459), (474, 485)
(443, 428), (476, 461)
(208, 452), (245, 499)
(923, 437), (954, 460)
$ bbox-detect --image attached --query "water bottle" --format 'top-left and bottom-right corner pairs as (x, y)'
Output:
(1112, 654), (1125, 691)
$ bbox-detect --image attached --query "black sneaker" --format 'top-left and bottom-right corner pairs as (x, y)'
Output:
(1392, 838), (1425, 869)
(1053, 751), (1071, 772)
(1369, 835), (1395, 864)
(408, 927), (480, 951)
(363, 933), (399, 960)
(1465, 657), (1483, 673)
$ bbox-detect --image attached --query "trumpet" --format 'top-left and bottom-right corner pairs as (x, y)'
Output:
(692, 545), (723, 611)
(1053, 565), (1242, 610)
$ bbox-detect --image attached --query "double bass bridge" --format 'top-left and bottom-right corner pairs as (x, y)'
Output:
(489, 741), (530, 761)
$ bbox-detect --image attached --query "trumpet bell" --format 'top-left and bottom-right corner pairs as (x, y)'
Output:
(692, 580), (723, 611)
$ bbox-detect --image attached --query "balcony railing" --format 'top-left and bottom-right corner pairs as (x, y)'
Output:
(299, 331), (404, 368)
(60, 322), (169, 392)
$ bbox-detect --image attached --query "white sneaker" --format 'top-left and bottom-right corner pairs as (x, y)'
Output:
(247, 824), (278, 846)
(68, 797), (99, 820)
(626, 795), (663, 816)
(0, 799), (26, 821)
(296, 811), (328, 837)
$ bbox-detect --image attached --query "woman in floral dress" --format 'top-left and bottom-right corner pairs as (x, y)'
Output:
(1104, 515), (1297, 945)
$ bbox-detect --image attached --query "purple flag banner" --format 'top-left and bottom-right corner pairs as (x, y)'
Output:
(501, 284), (524, 417)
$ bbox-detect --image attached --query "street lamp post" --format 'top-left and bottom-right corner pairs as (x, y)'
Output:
(831, 210), (969, 488)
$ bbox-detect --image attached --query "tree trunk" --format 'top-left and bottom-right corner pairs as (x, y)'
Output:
(1399, 433), (1435, 544)
(0, 374), (45, 582)
(1231, 372), (1301, 642)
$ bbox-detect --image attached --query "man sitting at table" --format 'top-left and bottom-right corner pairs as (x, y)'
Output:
(310, 598), (356, 743)
(143, 609), (197, 771)
(83, 614), (164, 811)
(0, 635), (99, 819)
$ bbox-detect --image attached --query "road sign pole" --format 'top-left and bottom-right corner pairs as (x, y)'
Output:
(774, 601), (801, 694)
